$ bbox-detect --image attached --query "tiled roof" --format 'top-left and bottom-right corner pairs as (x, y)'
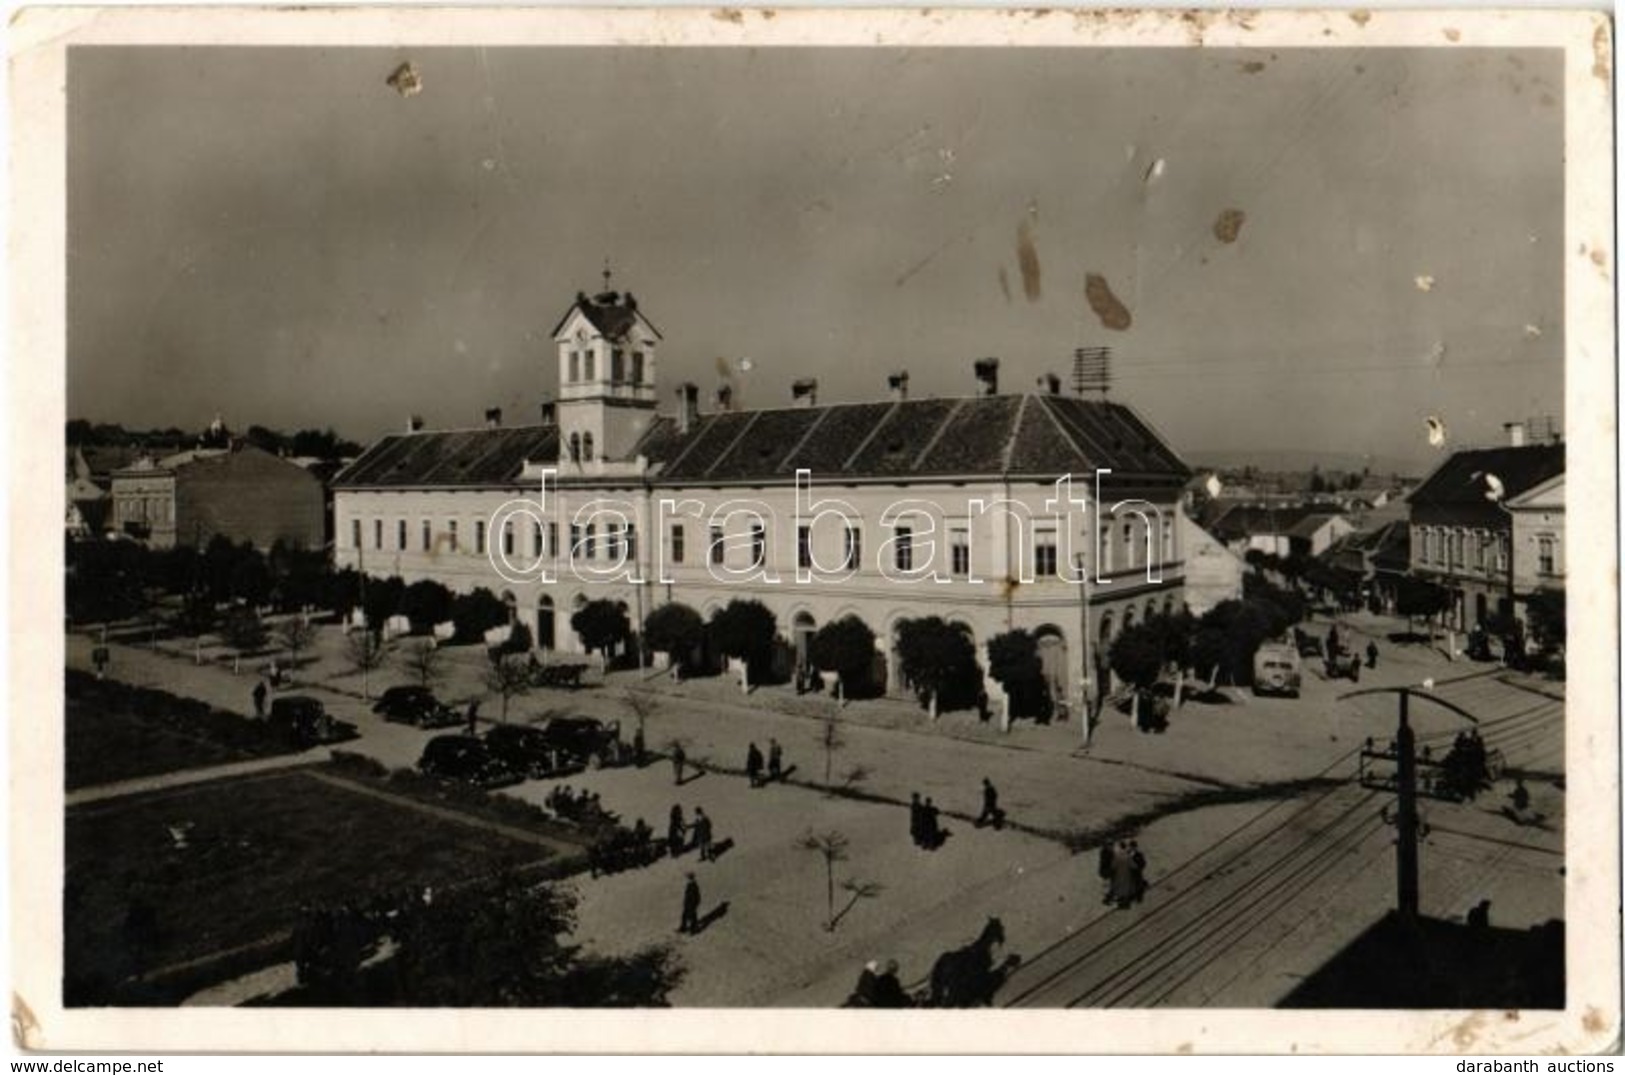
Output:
(1410, 443), (1565, 508)
(1207, 504), (1330, 540)
(332, 426), (561, 489)
(1286, 513), (1343, 540)
(335, 395), (1191, 490)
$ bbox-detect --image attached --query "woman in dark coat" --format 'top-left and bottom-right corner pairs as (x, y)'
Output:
(1107, 840), (1139, 908)
(667, 804), (686, 858)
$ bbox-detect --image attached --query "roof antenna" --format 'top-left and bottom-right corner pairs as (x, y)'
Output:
(1072, 345), (1112, 396)
(602, 258), (613, 293)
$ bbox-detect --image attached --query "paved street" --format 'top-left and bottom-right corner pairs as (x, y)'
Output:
(65, 610), (1565, 1007)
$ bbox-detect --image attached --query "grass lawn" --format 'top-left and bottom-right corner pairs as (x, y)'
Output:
(65, 767), (561, 1004)
(65, 670), (298, 789)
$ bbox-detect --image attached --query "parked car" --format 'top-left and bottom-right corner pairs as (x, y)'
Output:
(537, 715), (624, 770)
(372, 685), (460, 728)
(268, 695), (359, 748)
(417, 734), (521, 788)
(484, 723), (564, 778)
(1251, 643), (1302, 698)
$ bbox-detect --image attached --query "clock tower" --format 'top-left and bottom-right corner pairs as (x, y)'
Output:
(549, 273), (662, 469)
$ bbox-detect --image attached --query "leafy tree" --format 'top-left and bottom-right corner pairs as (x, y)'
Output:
(986, 629), (1050, 719)
(643, 602), (705, 669)
(402, 579), (455, 634)
(707, 599), (778, 679)
(399, 637), (446, 691)
(1109, 624), (1165, 695)
(571, 599), (631, 658)
(1525, 589), (1566, 652)
(894, 616), (982, 716)
(276, 615), (318, 672)
(220, 606), (269, 654)
(484, 653), (532, 723)
(361, 575), (408, 634)
(492, 620), (534, 661)
(452, 587), (510, 644)
(172, 588), (217, 637)
(1395, 576), (1450, 636)
(809, 615), (877, 697)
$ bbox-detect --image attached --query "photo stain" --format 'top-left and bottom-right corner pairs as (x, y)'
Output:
(1443, 28), (1461, 42)
(1239, 60), (1267, 74)
(1213, 209), (1247, 244)
(386, 62), (422, 98)
(1084, 273), (1132, 331)
(1016, 221), (1042, 301)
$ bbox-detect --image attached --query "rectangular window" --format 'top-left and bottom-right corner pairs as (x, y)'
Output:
(569, 351), (580, 382)
(1034, 528), (1058, 577)
(397, 519), (407, 550)
(422, 520), (432, 552)
(1538, 535), (1556, 575)
(584, 351), (596, 380)
(447, 520), (459, 552)
(611, 348), (625, 382)
(607, 523), (623, 561)
(895, 525), (913, 571)
(950, 525), (970, 576)
(671, 524), (686, 564)
(798, 525), (812, 570)
(1122, 522), (1136, 566)
(632, 352), (645, 383)
(475, 520), (487, 555)
(844, 524), (862, 571)
(570, 523), (582, 561)
(351, 519), (362, 549)
(1100, 525), (1113, 574)
(503, 522), (515, 557)
(1162, 524), (1174, 563)
(710, 525), (725, 566)
(750, 521), (767, 568)
(547, 522), (559, 560)
(373, 519), (383, 550)
(626, 523), (637, 562)
(1496, 533), (1508, 572)
(585, 524), (597, 560)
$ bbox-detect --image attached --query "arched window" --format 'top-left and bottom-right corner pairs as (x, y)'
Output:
(582, 432), (595, 462)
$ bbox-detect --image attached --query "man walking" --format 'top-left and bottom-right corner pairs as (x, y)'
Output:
(768, 738), (783, 783)
(679, 873), (702, 934)
(975, 777), (1003, 830)
(667, 804), (686, 858)
(252, 679), (268, 719)
(921, 797), (942, 850)
(1365, 641), (1379, 669)
(1097, 841), (1116, 900)
(909, 792), (924, 848)
(746, 742), (764, 788)
(1128, 840), (1148, 904)
(692, 807), (714, 862)
(671, 742), (687, 785)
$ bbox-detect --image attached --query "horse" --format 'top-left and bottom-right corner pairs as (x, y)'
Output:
(926, 916), (1008, 1007)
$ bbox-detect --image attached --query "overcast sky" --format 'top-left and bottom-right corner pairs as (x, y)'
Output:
(68, 46), (1563, 467)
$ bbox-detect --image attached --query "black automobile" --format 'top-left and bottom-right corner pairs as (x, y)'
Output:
(1293, 629), (1325, 658)
(483, 724), (563, 778)
(538, 716), (624, 770)
(372, 685), (461, 728)
(417, 734), (521, 788)
(267, 695), (359, 748)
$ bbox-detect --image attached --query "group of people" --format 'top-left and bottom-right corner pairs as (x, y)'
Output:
(744, 739), (785, 787)
(667, 803), (718, 862)
(908, 793), (946, 850)
(587, 817), (659, 877)
(1098, 838), (1149, 909)
(846, 959), (912, 1008)
(1439, 728), (1494, 801)
(546, 784), (617, 824)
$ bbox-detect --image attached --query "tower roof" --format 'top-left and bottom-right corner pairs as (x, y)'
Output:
(550, 287), (663, 343)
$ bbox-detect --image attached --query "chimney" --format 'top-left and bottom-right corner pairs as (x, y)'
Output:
(1038, 372), (1061, 395)
(887, 370), (910, 402)
(408, 415), (425, 433)
(715, 383), (734, 412)
(791, 378), (819, 408)
(539, 396), (557, 426)
(1504, 421), (1527, 448)
(676, 383), (699, 434)
(485, 407), (503, 429)
(974, 357), (1000, 396)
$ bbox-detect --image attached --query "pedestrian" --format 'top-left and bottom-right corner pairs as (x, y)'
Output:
(872, 959), (910, 1008)
(465, 700), (481, 736)
(667, 804), (686, 858)
(848, 960), (881, 1007)
(671, 742), (687, 785)
(1096, 841), (1115, 897)
(1366, 641), (1379, 669)
(1107, 840), (1138, 909)
(1128, 840), (1148, 904)
(976, 777), (1002, 829)
(1510, 779), (1531, 814)
(922, 797), (941, 850)
(909, 792), (924, 848)
(768, 738), (783, 782)
(252, 679), (268, 718)
(692, 806), (714, 862)
(679, 873), (702, 934)
(633, 725), (647, 768)
(746, 742), (764, 788)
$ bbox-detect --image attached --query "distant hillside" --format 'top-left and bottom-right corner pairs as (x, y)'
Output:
(1186, 448), (1428, 481)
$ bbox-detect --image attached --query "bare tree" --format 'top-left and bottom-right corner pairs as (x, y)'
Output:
(797, 829), (880, 932)
(345, 628), (392, 700)
(819, 711), (845, 788)
(623, 690), (659, 740)
(484, 653), (531, 723)
(400, 637), (446, 691)
(276, 615), (318, 674)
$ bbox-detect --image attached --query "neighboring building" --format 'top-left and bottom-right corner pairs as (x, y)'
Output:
(333, 283), (1193, 708)
(109, 443), (326, 550)
(1325, 518), (1411, 612)
(1205, 502), (1350, 559)
(1407, 428), (1564, 631)
(65, 448), (110, 538)
(1178, 508), (1245, 617)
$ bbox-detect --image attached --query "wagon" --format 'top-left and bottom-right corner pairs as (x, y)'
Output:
(530, 661), (589, 689)
(1323, 651), (1362, 682)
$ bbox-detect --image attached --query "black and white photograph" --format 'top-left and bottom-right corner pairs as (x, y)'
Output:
(8, 5), (1618, 1056)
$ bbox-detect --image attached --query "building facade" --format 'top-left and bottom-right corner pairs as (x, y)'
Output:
(1407, 436), (1565, 631)
(109, 443), (327, 550)
(333, 286), (1193, 709)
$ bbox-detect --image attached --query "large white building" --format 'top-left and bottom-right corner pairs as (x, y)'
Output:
(332, 285), (1192, 709)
